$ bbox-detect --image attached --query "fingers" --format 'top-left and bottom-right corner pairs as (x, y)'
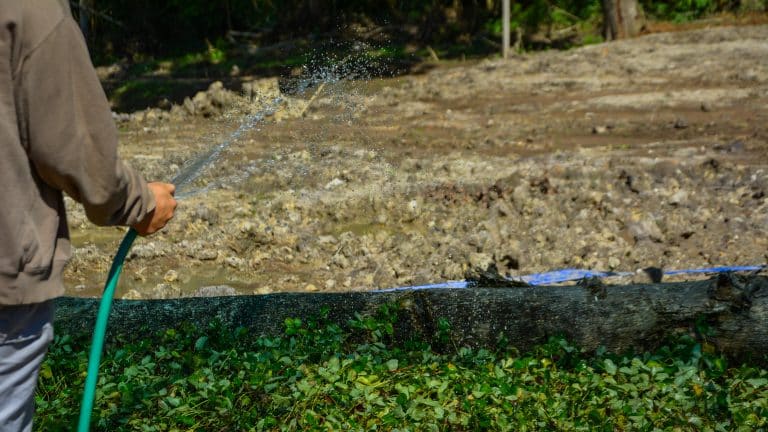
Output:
(133, 182), (178, 236)
(164, 182), (176, 196)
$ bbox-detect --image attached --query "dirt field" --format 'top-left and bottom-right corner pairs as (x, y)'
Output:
(64, 24), (768, 298)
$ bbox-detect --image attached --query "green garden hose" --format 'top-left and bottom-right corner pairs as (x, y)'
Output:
(77, 228), (138, 432)
(72, 79), (287, 431)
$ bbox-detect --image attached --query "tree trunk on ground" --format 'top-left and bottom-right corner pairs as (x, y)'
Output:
(601, 0), (645, 40)
(54, 274), (768, 361)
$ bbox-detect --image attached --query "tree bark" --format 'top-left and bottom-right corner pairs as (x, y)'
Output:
(54, 274), (768, 361)
(601, 0), (645, 40)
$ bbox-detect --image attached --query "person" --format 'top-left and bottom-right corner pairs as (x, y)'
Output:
(0, 1), (177, 430)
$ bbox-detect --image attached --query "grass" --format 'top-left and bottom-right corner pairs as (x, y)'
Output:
(102, 40), (398, 112)
(110, 80), (209, 112)
(36, 305), (768, 431)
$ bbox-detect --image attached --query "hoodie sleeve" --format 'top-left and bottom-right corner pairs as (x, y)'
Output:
(17, 14), (155, 226)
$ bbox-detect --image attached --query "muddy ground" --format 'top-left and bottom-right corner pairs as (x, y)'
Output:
(64, 25), (768, 299)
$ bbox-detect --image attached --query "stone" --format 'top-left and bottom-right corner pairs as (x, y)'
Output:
(163, 270), (179, 283)
(194, 248), (219, 261)
(194, 285), (238, 297)
(225, 256), (245, 268)
(130, 242), (163, 259)
(254, 286), (272, 295)
(469, 252), (494, 271)
(151, 283), (180, 299)
(668, 190), (689, 206)
(193, 205), (219, 225)
(627, 218), (664, 243)
(325, 178), (346, 190)
(122, 289), (142, 300)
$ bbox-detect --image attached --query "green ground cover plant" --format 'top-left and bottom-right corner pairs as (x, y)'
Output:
(38, 305), (768, 431)
(640, 0), (725, 22)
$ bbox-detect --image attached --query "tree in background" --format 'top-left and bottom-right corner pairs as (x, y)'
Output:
(78, 0), (92, 39)
(69, 0), (759, 63)
(601, 0), (645, 40)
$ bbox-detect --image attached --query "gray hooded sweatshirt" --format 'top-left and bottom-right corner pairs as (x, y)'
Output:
(0, 0), (155, 304)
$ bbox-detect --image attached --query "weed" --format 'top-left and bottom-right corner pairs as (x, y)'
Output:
(37, 306), (768, 431)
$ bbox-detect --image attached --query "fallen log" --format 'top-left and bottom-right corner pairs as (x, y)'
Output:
(54, 274), (768, 360)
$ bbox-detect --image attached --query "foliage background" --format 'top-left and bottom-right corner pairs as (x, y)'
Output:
(75, 0), (762, 62)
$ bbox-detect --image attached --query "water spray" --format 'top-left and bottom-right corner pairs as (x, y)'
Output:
(75, 43), (383, 429)
(75, 94), (290, 431)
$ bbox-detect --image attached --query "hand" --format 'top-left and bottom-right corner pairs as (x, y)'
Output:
(132, 182), (177, 236)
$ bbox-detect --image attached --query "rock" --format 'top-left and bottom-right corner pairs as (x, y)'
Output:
(325, 178), (346, 190)
(194, 248), (219, 261)
(317, 235), (338, 245)
(163, 270), (179, 283)
(151, 283), (180, 299)
(182, 81), (239, 117)
(287, 211), (302, 224)
(194, 285), (238, 297)
(511, 184), (531, 205)
(193, 205), (219, 225)
(408, 199), (419, 212)
(130, 242), (163, 259)
(182, 97), (196, 115)
(239, 221), (257, 233)
(158, 98), (172, 110)
(305, 283), (318, 292)
(242, 77), (281, 102)
(225, 256), (245, 269)
(332, 253), (350, 269)
(122, 289), (142, 300)
(722, 140), (745, 153)
(469, 252), (494, 271)
(143, 109), (159, 122)
(207, 81), (233, 107)
(254, 286), (272, 295)
(492, 200), (515, 217)
(668, 190), (689, 206)
(169, 104), (187, 121)
(192, 91), (212, 115)
(248, 250), (271, 268)
(627, 217), (664, 243)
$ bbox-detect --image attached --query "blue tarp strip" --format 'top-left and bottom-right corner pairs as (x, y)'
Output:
(516, 269), (633, 285)
(664, 265), (765, 275)
(373, 265), (766, 293)
(374, 281), (468, 293)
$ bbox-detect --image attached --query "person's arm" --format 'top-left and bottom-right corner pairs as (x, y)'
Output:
(17, 14), (174, 230)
